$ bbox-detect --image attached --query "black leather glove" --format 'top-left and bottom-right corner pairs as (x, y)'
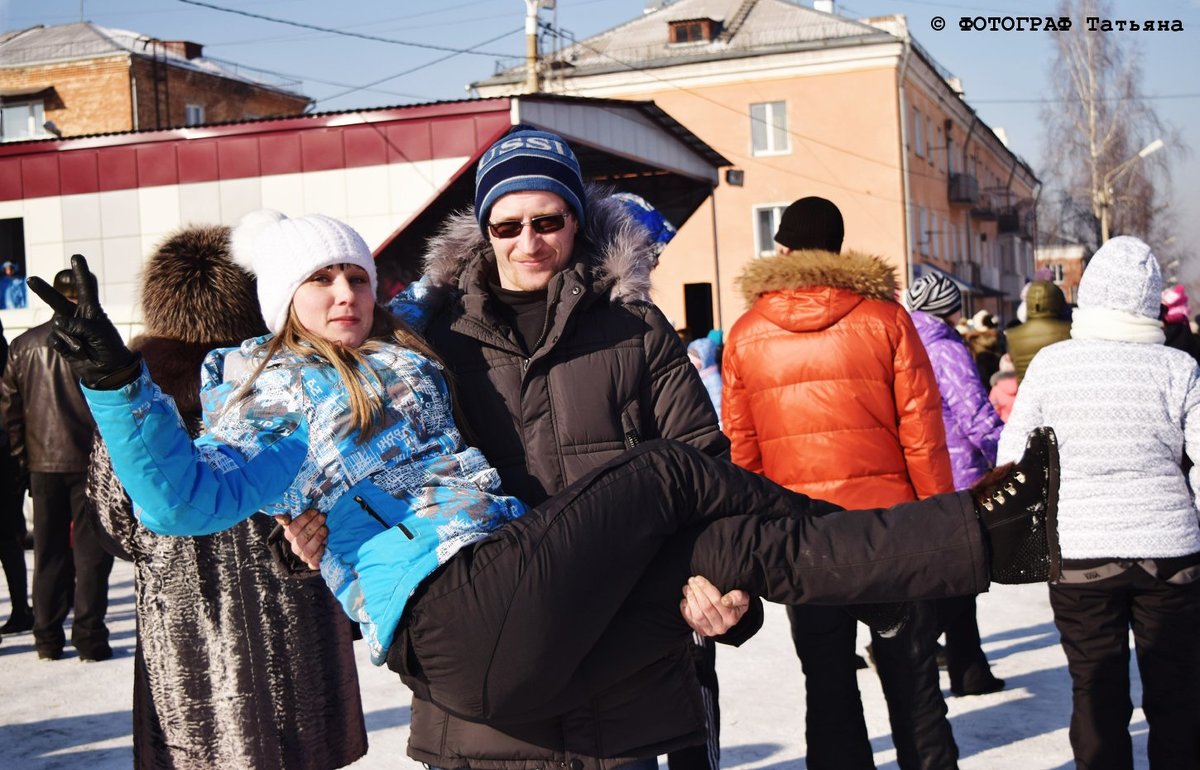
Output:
(27, 254), (140, 390)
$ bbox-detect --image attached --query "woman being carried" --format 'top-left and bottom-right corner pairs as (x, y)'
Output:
(30, 211), (1058, 729)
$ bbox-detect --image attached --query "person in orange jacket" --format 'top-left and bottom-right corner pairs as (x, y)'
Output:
(722, 197), (960, 770)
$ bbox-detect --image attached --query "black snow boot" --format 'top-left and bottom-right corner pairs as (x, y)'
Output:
(971, 426), (1061, 584)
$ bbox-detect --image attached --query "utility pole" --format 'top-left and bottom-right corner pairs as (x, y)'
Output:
(523, 0), (541, 93)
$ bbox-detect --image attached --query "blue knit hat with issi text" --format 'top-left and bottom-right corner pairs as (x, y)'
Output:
(474, 127), (587, 237)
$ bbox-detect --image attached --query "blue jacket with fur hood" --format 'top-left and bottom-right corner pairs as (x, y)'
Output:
(84, 336), (525, 664)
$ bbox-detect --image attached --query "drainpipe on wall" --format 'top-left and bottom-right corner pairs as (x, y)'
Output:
(709, 182), (724, 331)
(962, 117), (978, 271)
(896, 38), (914, 289)
(129, 54), (139, 130)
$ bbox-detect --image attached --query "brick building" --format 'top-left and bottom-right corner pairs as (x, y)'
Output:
(0, 22), (310, 142)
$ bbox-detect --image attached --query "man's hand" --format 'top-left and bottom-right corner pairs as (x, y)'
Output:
(275, 510), (328, 570)
(680, 575), (750, 637)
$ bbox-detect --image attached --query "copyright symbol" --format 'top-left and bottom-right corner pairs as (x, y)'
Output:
(931, 16), (945, 30)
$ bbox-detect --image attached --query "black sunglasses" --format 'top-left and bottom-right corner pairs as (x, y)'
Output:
(487, 211), (572, 239)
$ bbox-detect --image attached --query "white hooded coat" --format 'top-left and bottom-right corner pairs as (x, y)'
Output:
(998, 236), (1200, 559)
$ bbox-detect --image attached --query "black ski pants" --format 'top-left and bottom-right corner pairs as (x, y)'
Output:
(30, 471), (113, 656)
(1050, 568), (1200, 770)
(390, 440), (990, 725)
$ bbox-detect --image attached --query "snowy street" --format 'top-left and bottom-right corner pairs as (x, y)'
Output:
(1, 558), (1147, 769)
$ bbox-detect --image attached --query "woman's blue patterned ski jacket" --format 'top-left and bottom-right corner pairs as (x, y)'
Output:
(83, 337), (527, 664)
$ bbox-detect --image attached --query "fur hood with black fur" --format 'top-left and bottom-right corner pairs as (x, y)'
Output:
(737, 248), (898, 307)
(422, 184), (656, 304)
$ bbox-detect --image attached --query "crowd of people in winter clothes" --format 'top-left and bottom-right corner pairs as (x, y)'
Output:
(0, 126), (1194, 770)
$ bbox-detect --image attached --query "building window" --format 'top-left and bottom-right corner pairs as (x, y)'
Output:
(0, 218), (28, 309)
(750, 101), (789, 156)
(0, 101), (46, 142)
(912, 107), (924, 158)
(1049, 263), (1064, 281)
(754, 205), (788, 256)
(925, 115), (933, 162)
(185, 103), (205, 126)
(669, 18), (719, 44)
(918, 207), (928, 256)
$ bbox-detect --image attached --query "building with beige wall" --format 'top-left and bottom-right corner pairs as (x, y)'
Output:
(0, 22), (310, 141)
(473, 0), (1039, 331)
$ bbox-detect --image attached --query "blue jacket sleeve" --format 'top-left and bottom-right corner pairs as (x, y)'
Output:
(83, 363), (308, 537)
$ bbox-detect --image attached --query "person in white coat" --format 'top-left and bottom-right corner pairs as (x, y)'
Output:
(998, 235), (1200, 770)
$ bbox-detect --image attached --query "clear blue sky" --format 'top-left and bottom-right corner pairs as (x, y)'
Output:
(5, 0), (1199, 269)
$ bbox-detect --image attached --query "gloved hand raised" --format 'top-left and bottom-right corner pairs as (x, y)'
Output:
(27, 254), (140, 390)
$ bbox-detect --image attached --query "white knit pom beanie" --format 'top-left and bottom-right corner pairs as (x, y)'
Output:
(230, 210), (377, 334)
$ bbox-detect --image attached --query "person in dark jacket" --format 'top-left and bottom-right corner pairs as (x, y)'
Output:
(85, 226), (367, 770)
(0, 315), (33, 637)
(0, 269), (112, 661)
(1006, 280), (1071, 382)
(905, 274), (1007, 698)
(286, 127), (753, 770)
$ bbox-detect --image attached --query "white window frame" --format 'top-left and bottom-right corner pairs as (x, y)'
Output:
(753, 204), (790, 256)
(0, 100), (47, 142)
(185, 103), (205, 127)
(918, 206), (928, 256)
(750, 101), (790, 156)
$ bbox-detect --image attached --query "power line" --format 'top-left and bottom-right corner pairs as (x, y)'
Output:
(315, 27), (520, 107)
(174, 0), (515, 57)
(972, 93), (1200, 104)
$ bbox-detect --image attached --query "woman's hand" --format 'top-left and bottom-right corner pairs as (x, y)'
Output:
(27, 254), (139, 389)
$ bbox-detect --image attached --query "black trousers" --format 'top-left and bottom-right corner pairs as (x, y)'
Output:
(786, 603), (875, 770)
(0, 450), (29, 616)
(871, 600), (958, 770)
(391, 440), (989, 725)
(31, 472), (114, 655)
(938, 594), (994, 692)
(787, 600), (957, 770)
(1050, 568), (1200, 770)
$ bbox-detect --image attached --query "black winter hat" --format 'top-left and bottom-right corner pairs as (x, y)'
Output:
(774, 196), (844, 253)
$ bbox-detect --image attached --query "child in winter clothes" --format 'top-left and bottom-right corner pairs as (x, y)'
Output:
(999, 236), (1200, 770)
(32, 211), (1058, 738)
(988, 355), (1018, 422)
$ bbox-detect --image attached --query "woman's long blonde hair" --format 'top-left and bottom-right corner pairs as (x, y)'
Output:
(233, 303), (461, 442)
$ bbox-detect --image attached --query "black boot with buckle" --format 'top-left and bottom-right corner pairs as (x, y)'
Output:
(971, 426), (1062, 584)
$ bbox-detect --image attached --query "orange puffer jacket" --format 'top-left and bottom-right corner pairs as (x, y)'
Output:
(723, 249), (953, 510)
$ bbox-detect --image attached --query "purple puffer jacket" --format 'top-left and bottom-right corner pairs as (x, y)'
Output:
(910, 310), (1004, 488)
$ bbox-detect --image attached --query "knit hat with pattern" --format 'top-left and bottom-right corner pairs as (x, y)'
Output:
(474, 127), (586, 237)
(905, 272), (962, 318)
(230, 209), (377, 334)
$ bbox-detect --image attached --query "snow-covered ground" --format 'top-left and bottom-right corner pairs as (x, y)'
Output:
(1, 559), (1149, 769)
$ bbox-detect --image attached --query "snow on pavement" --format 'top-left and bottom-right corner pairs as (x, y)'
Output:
(1, 559), (1149, 769)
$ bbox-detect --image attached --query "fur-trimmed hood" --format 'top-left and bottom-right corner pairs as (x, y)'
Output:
(422, 184), (657, 304)
(737, 248), (897, 306)
(140, 225), (268, 344)
(736, 249), (899, 333)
